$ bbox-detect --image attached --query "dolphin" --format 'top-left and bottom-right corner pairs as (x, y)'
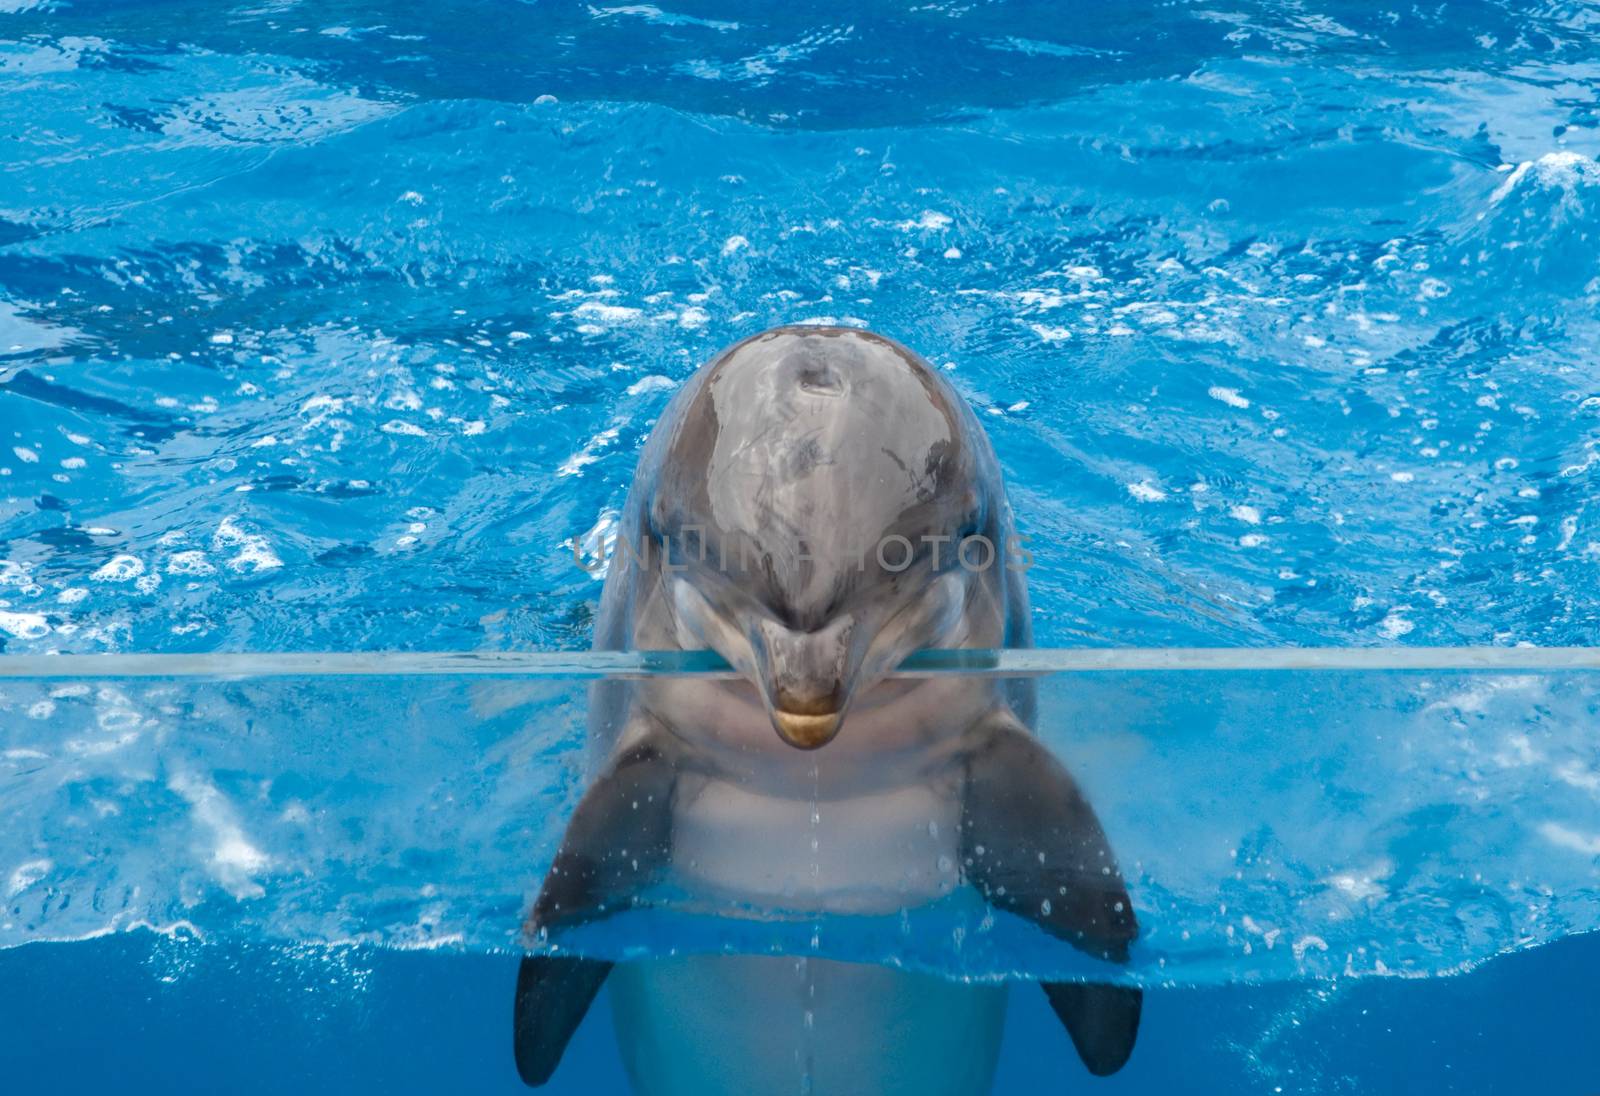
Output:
(514, 326), (1139, 1094)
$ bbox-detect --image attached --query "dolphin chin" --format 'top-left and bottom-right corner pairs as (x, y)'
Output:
(771, 708), (843, 750)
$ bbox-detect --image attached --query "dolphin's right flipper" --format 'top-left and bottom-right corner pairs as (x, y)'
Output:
(514, 730), (682, 1087)
(513, 956), (611, 1086)
(959, 714), (1141, 1076)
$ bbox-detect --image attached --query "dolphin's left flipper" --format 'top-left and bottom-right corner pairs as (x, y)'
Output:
(514, 727), (682, 1086)
(959, 714), (1141, 1076)
(1041, 981), (1143, 1077)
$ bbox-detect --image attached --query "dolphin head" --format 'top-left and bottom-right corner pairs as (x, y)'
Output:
(643, 327), (1013, 750)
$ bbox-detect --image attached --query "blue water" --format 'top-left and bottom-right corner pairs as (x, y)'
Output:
(3, 1), (1600, 1092)
(4, 930), (1599, 1093)
(4, 668), (1599, 988)
(4, 1), (1600, 655)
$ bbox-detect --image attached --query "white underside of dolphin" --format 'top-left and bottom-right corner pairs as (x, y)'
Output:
(612, 956), (1008, 1096)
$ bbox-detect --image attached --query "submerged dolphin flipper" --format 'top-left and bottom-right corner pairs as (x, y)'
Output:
(514, 728), (682, 1087)
(514, 956), (612, 1085)
(1041, 981), (1143, 1077)
(959, 715), (1141, 1076)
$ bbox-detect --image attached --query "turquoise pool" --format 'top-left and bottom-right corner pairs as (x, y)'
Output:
(3, 1), (1599, 1091)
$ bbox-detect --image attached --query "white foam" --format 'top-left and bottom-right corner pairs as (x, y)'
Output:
(1127, 480), (1167, 503)
(213, 518), (283, 573)
(166, 550), (216, 576)
(91, 555), (144, 583)
(591, 4), (740, 30)
(0, 609), (49, 639)
(1325, 862), (1390, 902)
(1029, 323), (1073, 342)
(123, 919), (207, 942)
(898, 210), (952, 231)
(1378, 611), (1415, 639)
(573, 300), (643, 325)
(7, 859), (53, 897)
(168, 773), (270, 900)
(1208, 386), (1250, 409)
(1554, 760), (1600, 796)
(558, 426), (620, 478)
(1539, 822), (1600, 856)
(627, 375), (678, 396)
(1015, 288), (1065, 310)
(1292, 935), (1329, 960)
(300, 394), (345, 416)
(1426, 675), (1539, 716)
(1489, 151), (1597, 205)
(568, 509), (620, 579)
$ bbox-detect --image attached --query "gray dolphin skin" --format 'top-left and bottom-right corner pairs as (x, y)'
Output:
(514, 327), (1140, 1094)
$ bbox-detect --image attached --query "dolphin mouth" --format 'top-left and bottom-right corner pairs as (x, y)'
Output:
(770, 708), (843, 750)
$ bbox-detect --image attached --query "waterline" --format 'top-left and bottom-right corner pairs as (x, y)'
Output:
(2, 646), (1599, 679)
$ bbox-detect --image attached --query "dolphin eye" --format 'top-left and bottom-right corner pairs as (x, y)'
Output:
(645, 508), (705, 568)
(958, 499), (989, 539)
(665, 523), (697, 559)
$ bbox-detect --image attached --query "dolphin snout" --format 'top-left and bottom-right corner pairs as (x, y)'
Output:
(771, 709), (844, 750)
(752, 618), (858, 750)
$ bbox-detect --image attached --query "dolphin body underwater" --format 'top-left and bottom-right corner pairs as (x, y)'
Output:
(513, 327), (1140, 1095)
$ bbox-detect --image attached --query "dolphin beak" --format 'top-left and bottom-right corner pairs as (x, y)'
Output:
(751, 617), (858, 750)
(770, 708), (844, 750)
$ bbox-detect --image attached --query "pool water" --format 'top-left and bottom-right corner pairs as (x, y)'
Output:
(5, 929), (1599, 1093)
(3, 1), (1600, 1092)
(1, 665), (1598, 1091)
(4, 0), (1600, 655)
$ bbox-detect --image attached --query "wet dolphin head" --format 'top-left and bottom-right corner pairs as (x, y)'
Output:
(644, 326), (1013, 750)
